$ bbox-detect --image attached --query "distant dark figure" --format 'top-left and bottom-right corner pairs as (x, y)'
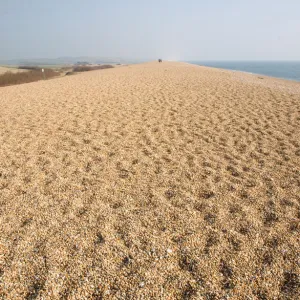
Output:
(158, 59), (162, 63)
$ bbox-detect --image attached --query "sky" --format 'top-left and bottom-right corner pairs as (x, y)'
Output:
(1, 0), (300, 61)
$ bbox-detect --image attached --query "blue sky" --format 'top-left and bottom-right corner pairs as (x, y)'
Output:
(1, 0), (300, 61)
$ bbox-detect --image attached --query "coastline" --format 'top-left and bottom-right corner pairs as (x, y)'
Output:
(183, 61), (300, 95)
(187, 61), (300, 83)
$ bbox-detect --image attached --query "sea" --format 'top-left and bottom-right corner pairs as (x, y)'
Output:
(189, 61), (300, 82)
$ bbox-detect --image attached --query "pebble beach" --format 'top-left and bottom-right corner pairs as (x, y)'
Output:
(0, 61), (299, 298)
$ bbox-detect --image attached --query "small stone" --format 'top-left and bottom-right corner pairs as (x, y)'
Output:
(167, 248), (173, 254)
(139, 282), (145, 288)
(95, 233), (105, 244)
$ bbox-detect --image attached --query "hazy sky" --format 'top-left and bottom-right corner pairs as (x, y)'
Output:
(1, 0), (300, 61)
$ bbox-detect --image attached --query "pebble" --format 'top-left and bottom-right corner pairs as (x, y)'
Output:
(139, 281), (145, 288)
(167, 248), (173, 254)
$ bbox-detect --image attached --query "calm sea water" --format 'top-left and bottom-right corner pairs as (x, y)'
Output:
(189, 61), (300, 82)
